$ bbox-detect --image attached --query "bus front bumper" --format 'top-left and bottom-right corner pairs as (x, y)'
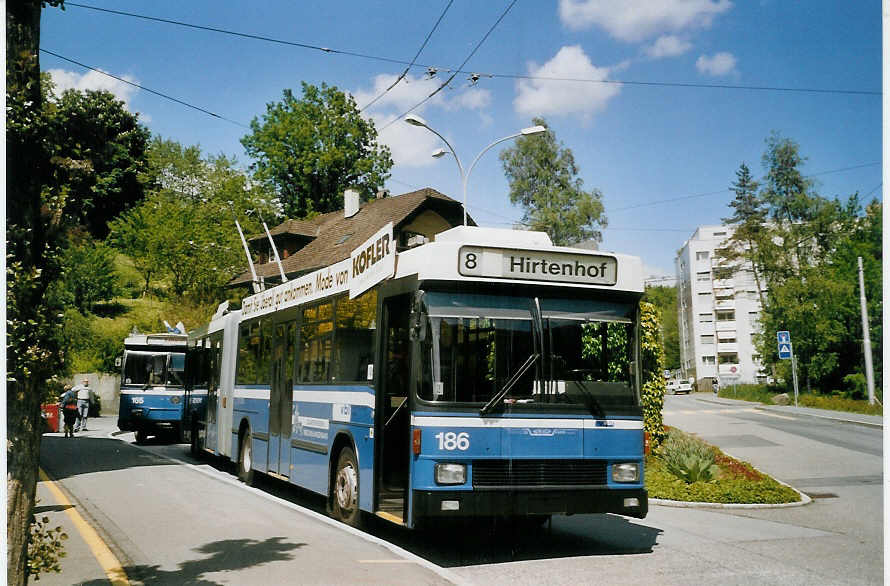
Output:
(413, 487), (648, 520)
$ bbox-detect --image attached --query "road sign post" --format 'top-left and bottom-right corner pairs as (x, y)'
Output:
(777, 331), (799, 406)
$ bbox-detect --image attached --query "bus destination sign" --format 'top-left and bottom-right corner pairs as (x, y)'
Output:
(458, 246), (617, 286)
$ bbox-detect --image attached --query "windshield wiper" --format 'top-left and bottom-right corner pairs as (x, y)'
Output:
(480, 353), (539, 416)
(566, 380), (607, 418)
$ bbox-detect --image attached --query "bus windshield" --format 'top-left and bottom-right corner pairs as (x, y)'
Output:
(123, 351), (186, 387)
(418, 292), (639, 415)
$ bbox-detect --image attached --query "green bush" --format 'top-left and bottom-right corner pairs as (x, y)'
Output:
(658, 429), (719, 483)
(27, 501), (68, 579)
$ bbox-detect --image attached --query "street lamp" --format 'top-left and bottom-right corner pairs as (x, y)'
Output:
(404, 114), (546, 226)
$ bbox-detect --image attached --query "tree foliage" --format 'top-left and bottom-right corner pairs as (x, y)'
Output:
(56, 236), (118, 313)
(640, 301), (667, 447)
(241, 82), (392, 219)
(643, 285), (680, 370)
(44, 82), (151, 239)
(499, 117), (607, 245)
(7, 2), (66, 583)
(109, 139), (276, 301)
(720, 133), (882, 393)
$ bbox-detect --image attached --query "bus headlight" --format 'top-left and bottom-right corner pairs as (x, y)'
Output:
(612, 462), (640, 483)
(435, 463), (467, 485)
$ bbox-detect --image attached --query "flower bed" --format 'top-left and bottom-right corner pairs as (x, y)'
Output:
(645, 428), (801, 504)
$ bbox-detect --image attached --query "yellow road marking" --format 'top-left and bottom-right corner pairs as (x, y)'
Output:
(39, 468), (130, 586)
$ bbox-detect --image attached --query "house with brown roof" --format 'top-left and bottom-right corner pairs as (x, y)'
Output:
(230, 187), (473, 288)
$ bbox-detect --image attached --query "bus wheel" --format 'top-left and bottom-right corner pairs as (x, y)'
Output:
(333, 447), (361, 527)
(135, 430), (147, 444)
(238, 430), (254, 485)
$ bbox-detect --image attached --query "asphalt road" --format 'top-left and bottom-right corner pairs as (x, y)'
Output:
(37, 398), (883, 585)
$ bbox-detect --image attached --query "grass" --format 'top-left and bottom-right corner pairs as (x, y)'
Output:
(716, 384), (882, 416)
(646, 428), (801, 504)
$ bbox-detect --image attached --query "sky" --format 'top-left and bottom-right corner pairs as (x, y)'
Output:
(41, 1), (882, 280)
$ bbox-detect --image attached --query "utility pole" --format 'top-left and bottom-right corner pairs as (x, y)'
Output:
(857, 257), (876, 404)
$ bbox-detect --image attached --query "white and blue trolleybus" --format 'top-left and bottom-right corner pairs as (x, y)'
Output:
(117, 332), (194, 443)
(189, 225), (648, 527)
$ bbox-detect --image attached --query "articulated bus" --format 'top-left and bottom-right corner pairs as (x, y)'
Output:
(118, 332), (195, 443)
(189, 225), (648, 528)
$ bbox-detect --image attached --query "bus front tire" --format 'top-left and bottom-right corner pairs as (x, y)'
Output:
(238, 431), (254, 485)
(333, 447), (361, 527)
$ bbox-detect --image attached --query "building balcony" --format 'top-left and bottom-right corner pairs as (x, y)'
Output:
(717, 342), (739, 352)
(714, 299), (736, 310)
(718, 363), (741, 376)
(713, 278), (735, 289)
(715, 320), (737, 332)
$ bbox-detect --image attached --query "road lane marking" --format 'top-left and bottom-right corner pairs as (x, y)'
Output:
(39, 468), (130, 586)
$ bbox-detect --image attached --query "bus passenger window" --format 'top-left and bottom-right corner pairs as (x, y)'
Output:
(333, 290), (377, 383)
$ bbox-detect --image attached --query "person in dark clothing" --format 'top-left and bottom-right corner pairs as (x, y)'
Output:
(59, 385), (79, 438)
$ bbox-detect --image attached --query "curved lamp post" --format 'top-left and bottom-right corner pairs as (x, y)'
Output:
(405, 114), (546, 226)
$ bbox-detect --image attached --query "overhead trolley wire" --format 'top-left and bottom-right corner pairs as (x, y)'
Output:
(40, 49), (250, 128)
(64, 2), (882, 98)
(377, 0), (519, 133)
(359, 0), (454, 112)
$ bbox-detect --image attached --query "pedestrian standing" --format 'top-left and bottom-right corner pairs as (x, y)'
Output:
(59, 385), (79, 438)
(72, 378), (92, 432)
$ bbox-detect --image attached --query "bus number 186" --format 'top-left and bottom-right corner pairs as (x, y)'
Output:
(435, 431), (470, 451)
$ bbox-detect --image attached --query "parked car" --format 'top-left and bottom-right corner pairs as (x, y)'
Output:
(666, 378), (692, 395)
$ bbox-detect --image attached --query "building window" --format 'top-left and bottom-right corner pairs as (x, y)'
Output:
(696, 251), (709, 261)
(718, 337), (737, 344)
(752, 354), (761, 364)
(701, 335), (715, 345)
(699, 313), (713, 323)
(716, 310), (735, 321)
(698, 291), (712, 297)
(749, 311), (759, 326)
(696, 271), (711, 282)
(702, 355), (716, 365)
(718, 353), (738, 364)
(714, 231), (727, 237)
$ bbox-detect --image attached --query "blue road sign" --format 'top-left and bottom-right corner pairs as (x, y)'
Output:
(778, 343), (792, 359)
(777, 331), (791, 344)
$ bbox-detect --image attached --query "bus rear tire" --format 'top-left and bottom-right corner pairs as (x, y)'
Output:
(135, 430), (147, 444)
(238, 430), (254, 485)
(332, 447), (361, 527)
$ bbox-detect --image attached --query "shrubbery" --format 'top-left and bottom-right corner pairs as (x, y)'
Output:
(646, 428), (800, 504)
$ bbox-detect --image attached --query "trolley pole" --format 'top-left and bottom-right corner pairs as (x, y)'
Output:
(857, 257), (876, 404)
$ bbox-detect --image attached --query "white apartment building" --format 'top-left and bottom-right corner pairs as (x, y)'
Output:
(676, 225), (768, 387)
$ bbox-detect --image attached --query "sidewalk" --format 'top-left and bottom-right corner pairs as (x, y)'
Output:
(38, 415), (122, 585)
(695, 395), (883, 428)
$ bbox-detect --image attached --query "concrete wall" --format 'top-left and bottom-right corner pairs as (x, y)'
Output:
(70, 373), (121, 415)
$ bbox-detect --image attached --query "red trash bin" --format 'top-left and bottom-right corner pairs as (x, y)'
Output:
(41, 404), (60, 433)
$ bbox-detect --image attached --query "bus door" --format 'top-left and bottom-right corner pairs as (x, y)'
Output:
(268, 319), (297, 477)
(376, 295), (412, 521)
(205, 334), (222, 453)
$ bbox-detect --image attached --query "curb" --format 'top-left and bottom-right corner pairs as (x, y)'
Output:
(649, 436), (813, 510)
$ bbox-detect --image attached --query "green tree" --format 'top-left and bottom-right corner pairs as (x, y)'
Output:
(643, 285), (680, 370)
(241, 82), (392, 219)
(640, 302), (667, 447)
(58, 237), (117, 313)
(109, 142), (275, 301)
(499, 117), (607, 245)
(45, 85), (151, 239)
(7, 1), (65, 583)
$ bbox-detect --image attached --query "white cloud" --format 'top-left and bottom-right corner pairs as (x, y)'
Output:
(47, 68), (139, 109)
(366, 110), (443, 168)
(645, 35), (693, 58)
(514, 45), (620, 122)
(696, 52), (737, 76)
(558, 0), (732, 42)
(353, 74), (494, 168)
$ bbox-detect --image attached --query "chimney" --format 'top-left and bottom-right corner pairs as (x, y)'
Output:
(344, 189), (360, 218)
(376, 188), (389, 199)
